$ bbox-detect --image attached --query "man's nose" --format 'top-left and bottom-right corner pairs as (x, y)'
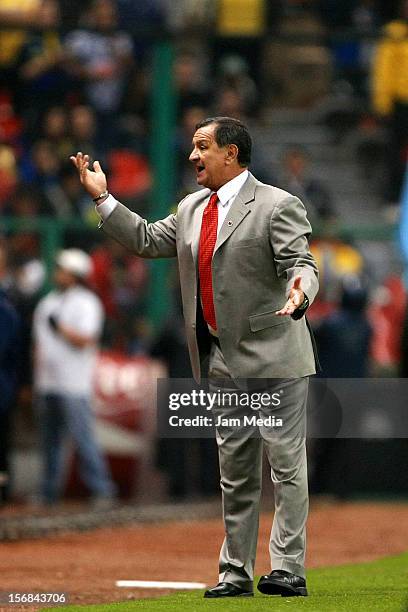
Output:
(189, 149), (199, 162)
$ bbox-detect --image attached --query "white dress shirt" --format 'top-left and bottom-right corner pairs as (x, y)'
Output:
(212, 169), (249, 235)
(96, 169), (250, 235)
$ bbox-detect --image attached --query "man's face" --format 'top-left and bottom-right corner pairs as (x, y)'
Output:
(189, 123), (232, 191)
(54, 266), (75, 289)
(93, 0), (117, 31)
(285, 152), (306, 178)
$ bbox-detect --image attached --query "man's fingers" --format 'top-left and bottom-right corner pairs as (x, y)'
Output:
(275, 299), (296, 316)
(70, 152), (92, 173)
(276, 288), (305, 315)
(80, 160), (89, 176)
(70, 151), (105, 197)
(275, 308), (295, 316)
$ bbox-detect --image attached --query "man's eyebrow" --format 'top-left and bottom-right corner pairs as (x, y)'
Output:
(192, 137), (211, 145)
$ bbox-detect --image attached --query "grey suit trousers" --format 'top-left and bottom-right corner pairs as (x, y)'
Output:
(209, 341), (309, 590)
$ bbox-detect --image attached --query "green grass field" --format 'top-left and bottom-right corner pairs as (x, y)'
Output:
(44, 552), (408, 612)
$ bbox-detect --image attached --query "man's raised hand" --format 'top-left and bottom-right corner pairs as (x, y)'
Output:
(70, 152), (107, 200)
(275, 276), (305, 316)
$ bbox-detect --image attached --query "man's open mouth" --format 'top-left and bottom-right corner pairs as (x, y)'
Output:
(196, 165), (205, 175)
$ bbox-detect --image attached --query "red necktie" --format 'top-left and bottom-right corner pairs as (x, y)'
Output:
(198, 193), (218, 330)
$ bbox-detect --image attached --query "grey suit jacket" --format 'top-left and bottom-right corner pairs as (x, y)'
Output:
(101, 173), (319, 382)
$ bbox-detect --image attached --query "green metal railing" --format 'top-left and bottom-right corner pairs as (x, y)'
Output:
(148, 40), (177, 328)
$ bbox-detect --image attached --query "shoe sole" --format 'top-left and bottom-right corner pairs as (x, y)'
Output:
(204, 592), (254, 598)
(257, 579), (308, 597)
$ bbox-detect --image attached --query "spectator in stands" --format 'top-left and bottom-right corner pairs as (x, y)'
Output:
(8, 239), (45, 397)
(38, 106), (72, 162)
(279, 146), (336, 226)
(309, 231), (365, 322)
(0, 140), (18, 207)
(4, 183), (42, 216)
(214, 87), (246, 120)
(164, 0), (216, 32)
(368, 274), (406, 372)
(310, 276), (372, 496)
(28, 139), (73, 216)
(0, 90), (23, 149)
(174, 52), (210, 117)
(1, 213), (44, 408)
(33, 248), (116, 506)
(64, 0), (134, 152)
(56, 106), (104, 221)
(216, 55), (258, 117)
(352, 0), (380, 33)
(0, 243), (21, 504)
(70, 105), (97, 162)
(58, 162), (93, 220)
(13, 0), (64, 128)
(0, 0), (59, 88)
(371, 0), (408, 203)
(315, 276), (372, 377)
(2, 231), (44, 404)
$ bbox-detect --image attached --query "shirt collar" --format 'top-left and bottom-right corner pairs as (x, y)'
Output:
(215, 169), (249, 207)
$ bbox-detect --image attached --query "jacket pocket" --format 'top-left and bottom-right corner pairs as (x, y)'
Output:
(249, 310), (290, 332)
(230, 237), (261, 248)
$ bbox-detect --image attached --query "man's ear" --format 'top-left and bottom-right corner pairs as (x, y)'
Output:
(225, 143), (239, 165)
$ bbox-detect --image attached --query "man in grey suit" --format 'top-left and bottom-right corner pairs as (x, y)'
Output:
(71, 116), (318, 598)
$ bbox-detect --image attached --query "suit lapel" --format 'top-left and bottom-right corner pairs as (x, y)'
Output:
(214, 173), (257, 253)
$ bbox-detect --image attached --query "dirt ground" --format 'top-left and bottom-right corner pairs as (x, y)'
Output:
(0, 500), (407, 611)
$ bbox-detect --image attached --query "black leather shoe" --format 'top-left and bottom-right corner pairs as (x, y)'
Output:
(257, 570), (308, 597)
(204, 582), (254, 598)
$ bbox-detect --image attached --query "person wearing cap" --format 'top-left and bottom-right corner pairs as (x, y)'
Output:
(32, 248), (115, 506)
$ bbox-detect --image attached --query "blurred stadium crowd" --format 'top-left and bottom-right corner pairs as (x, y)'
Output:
(0, 0), (407, 505)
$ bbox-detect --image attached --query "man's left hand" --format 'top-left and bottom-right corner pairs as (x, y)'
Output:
(275, 276), (305, 316)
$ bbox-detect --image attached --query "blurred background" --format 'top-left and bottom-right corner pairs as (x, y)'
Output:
(0, 0), (407, 511)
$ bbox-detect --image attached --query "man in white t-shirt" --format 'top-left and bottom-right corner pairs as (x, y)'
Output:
(33, 248), (115, 505)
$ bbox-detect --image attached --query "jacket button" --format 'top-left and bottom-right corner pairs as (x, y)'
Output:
(192, 323), (196, 329)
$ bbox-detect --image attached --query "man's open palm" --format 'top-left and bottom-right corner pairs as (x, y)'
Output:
(275, 276), (305, 316)
(70, 152), (107, 199)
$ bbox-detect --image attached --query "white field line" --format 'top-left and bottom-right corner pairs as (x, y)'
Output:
(116, 580), (207, 589)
